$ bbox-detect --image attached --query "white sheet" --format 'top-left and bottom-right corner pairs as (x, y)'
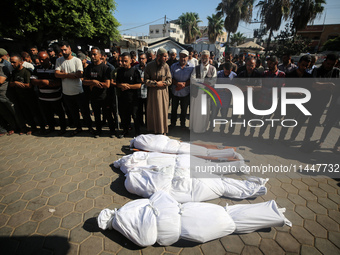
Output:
(114, 151), (268, 202)
(98, 191), (291, 247)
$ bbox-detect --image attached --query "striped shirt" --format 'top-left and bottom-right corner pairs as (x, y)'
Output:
(32, 65), (62, 101)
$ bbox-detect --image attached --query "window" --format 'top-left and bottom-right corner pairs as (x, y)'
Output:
(156, 29), (159, 33)
(150, 30), (153, 34)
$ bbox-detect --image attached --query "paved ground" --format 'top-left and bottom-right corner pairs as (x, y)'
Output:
(0, 117), (339, 255)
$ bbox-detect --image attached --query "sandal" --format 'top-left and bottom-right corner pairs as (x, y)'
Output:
(7, 130), (14, 136)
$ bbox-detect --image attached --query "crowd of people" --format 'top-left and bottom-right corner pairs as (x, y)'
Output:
(0, 42), (339, 153)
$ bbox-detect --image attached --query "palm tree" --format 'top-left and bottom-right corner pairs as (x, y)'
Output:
(206, 14), (224, 44)
(290, 0), (325, 34)
(216, 0), (255, 50)
(256, 0), (290, 53)
(230, 32), (247, 46)
(176, 12), (202, 44)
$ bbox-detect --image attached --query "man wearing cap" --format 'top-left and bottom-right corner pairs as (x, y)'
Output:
(47, 47), (57, 65)
(169, 50), (194, 129)
(167, 49), (178, 68)
(144, 48), (172, 134)
(0, 48), (13, 75)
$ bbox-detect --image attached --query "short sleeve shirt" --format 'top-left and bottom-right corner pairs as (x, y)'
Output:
(55, 56), (83, 95)
(84, 62), (110, 100)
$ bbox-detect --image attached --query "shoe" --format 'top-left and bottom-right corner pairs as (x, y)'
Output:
(94, 133), (100, 138)
(88, 127), (95, 135)
(58, 129), (67, 136)
(181, 126), (189, 131)
(7, 130), (14, 136)
(117, 133), (124, 139)
(0, 132), (6, 137)
(258, 135), (264, 141)
(70, 128), (82, 137)
(168, 124), (175, 129)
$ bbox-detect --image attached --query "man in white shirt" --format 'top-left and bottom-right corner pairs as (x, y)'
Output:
(55, 41), (93, 136)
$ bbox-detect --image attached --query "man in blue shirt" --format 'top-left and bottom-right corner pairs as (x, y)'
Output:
(170, 50), (194, 129)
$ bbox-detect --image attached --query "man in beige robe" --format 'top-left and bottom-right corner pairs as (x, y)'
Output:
(144, 48), (172, 134)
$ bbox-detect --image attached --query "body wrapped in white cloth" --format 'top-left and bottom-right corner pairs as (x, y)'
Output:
(114, 151), (268, 202)
(97, 191), (292, 247)
(130, 134), (241, 159)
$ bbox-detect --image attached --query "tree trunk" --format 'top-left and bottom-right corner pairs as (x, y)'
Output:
(225, 31), (231, 52)
(265, 29), (273, 54)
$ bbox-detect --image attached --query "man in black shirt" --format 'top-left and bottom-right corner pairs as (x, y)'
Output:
(116, 52), (142, 137)
(9, 54), (45, 134)
(83, 47), (111, 138)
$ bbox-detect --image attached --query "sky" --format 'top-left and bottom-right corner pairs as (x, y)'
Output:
(113, 0), (340, 39)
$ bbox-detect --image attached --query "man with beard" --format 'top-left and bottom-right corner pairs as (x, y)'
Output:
(55, 41), (93, 136)
(31, 51), (66, 135)
(83, 47), (112, 138)
(167, 49), (178, 68)
(144, 48), (172, 134)
(9, 54), (46, 134)
(116, 52), (142, 137)
(170, 50), (194, 129)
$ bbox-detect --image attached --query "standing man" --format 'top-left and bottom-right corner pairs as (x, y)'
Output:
(231, 57), (262, 137)
(83, 47), (112, 138)
(278, 53), (297, 74)
(170, 50), (194, 129)
(146, 49), (156, 63)
(29, 46), (39, 58)
(9, 54), (45, 134)
(190, 50), (217, 133)
(288, 53), (339, 145)
(135, 52), (148, 127)
(188, 48), (198, 67)
(116, 52), (142, 137)
(108, 47), (120, 68)
(224, 52), (238, 73)
(144, 48), (172, 135)
(167, 49), (178, 68)
(251, 55), (285, 142)
(55, 41), (93, 136)
(31, 52), (66, 135)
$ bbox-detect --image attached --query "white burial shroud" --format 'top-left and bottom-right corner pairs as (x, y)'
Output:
(114, 151), (268, 202)
(98, 191), (292, 247)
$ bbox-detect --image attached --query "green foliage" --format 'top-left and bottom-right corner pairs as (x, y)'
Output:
(230, 32), (246, 46)
(206, 14), (224, 44)
(273, 23), (311, 56)
(1, 0), (120, 46)
(176, 12), (202, 44)
(216, 0), (255, 48)
(322, 36), (340, 51)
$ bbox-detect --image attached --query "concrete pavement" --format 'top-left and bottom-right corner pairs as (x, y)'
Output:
(0, 120), (339, 254)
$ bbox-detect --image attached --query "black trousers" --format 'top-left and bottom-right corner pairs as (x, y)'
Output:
(91, 99), (116, 133)
(118, 97), (139, 132)
(171, 94), (190, 127)
(40, 99), (66, 130)
(63, 93), (92, 130)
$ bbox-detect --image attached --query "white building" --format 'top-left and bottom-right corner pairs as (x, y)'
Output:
(149, 22), (185, 44)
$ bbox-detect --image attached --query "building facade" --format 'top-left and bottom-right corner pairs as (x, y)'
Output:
(149, 23), (185, 44)
(297, 24), (340, 52)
